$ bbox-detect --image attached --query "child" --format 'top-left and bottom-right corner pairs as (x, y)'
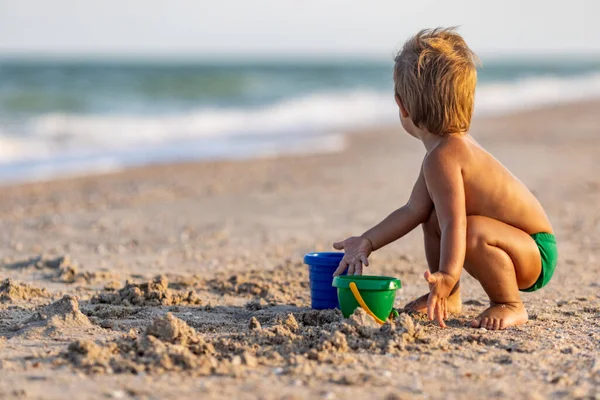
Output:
(332, 28), (557, 330)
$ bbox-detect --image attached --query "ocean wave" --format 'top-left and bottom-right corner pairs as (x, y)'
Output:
(476, 71), (600, 114)
(0, 71), (600, 180)
(0, 91), (394, 164)
(29, 90), (394, 142)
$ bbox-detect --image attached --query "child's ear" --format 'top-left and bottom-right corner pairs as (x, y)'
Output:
(395, 94), (410, 118)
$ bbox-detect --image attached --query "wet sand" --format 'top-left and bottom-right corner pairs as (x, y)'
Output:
(0, 101), (599, 399)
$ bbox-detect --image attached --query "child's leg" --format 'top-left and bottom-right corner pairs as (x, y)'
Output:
(405, 209), (462, 313)
(464, 216), (541, 330)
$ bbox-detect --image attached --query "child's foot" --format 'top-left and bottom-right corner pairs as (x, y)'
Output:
(404, 290), (462, 314)
(470, 302), (528, 330)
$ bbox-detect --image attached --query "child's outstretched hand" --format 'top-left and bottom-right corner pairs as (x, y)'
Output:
(332, 236), (373, 276)
(424, 271), (456, 328)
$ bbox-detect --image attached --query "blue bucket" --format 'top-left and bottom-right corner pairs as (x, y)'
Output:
(304, 252), (345, 309)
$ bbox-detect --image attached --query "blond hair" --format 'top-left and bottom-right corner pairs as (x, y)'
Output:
(394, 27), (479, 135)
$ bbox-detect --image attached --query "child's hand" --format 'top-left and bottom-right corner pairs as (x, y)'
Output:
(332, 236), (373, 276)
(424, 271), (456, 328)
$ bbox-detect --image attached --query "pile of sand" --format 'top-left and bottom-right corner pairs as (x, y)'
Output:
(64, 308), (426, 376)
(66, 314), (220, 375)
(0, 278), (49, 303)
(45, 255), (79, 283)
(227, 307), (426, 365)
(91, 276), (202, 306)
(205, 261), (309, 306)
(15, 295), (95, 338)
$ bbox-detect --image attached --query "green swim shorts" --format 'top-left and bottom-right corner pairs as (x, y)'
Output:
(520, 232), (558, 292)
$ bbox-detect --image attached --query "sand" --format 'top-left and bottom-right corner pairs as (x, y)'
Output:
(0, 101), (599, 399)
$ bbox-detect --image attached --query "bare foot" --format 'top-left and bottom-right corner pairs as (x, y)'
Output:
(470, 302), (528, 330)
(405, 289), (462, 314)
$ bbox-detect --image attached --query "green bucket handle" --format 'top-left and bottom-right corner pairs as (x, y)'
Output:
(348, 282), (386, 325)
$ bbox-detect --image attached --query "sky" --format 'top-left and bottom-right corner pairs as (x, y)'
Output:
(0, 0), (599, 59)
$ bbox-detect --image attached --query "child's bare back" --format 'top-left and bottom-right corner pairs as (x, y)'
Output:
(332, 28), (558, 330)
(450, 135), (552, 236)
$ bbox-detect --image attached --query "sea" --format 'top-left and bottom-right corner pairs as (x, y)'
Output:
(1, 57), (599, 183)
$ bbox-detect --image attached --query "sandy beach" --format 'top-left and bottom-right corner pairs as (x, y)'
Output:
(0, 100), (599, 400)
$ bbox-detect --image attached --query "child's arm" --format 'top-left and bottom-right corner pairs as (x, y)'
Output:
(333, 169), (433, 276)
(422, 148), (467, 328)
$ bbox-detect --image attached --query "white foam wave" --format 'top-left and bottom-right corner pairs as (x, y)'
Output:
(0, 91), (393, 165)
(0, 72), (599, 180)
(476, 72), (600, 115)
(30, 91), (393, 148)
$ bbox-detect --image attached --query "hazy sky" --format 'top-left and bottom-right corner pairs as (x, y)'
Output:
(1, 0), (599, 58)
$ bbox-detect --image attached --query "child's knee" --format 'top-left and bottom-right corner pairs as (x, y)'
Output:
(465, 216), (513, 267)
(465, 216), (496, 259)
(466, 216), (486, 253)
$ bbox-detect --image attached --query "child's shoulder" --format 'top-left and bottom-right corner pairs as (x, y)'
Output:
(423, 135), (472, 171)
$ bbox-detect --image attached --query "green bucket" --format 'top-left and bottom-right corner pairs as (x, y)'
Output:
(332, 275), (402, 323)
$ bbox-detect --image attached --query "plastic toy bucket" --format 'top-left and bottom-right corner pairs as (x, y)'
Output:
(332, 275), (401, 323)
(304, 252), (345, 309)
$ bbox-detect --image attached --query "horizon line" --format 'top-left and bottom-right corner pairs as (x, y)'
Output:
(1, 50), (600, 64)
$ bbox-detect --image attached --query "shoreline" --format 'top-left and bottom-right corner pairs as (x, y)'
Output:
(2, 97), (599, 190)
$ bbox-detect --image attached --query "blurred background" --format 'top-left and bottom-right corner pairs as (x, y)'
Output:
(0, 0), (598, 183)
